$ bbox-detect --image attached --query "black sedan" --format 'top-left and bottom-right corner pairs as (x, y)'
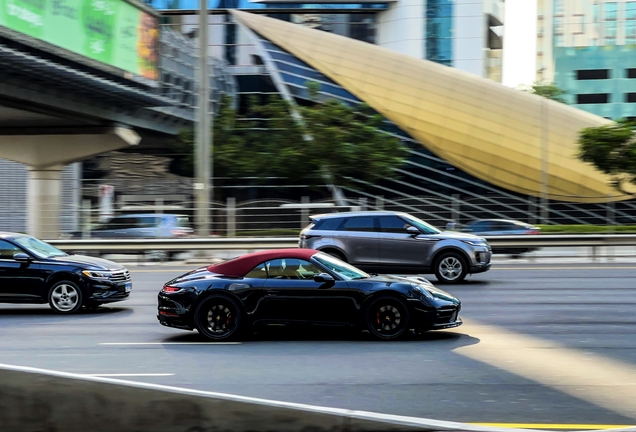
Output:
(158, 249), (461, 341)
(0, 232), (132, 314)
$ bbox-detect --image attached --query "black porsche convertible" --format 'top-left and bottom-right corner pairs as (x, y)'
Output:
(157, 249), (462, 341)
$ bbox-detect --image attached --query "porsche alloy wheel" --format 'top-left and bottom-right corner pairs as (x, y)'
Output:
(194, 295), (242, 341)
(365, 296), (410, 340)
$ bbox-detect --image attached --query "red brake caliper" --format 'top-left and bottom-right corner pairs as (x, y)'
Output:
(376, 310), (381, 326)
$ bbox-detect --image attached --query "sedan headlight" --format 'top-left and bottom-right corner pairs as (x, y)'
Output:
(82, 270), (113, 279)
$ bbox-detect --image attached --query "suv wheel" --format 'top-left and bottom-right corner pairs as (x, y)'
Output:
(434, 252), (467, 284)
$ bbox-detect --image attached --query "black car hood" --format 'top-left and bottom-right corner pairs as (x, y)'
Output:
(46, 254), (125, 270)
(363, 274), (458, 303)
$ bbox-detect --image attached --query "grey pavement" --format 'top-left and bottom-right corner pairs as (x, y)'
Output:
(0, 264), (636, 426)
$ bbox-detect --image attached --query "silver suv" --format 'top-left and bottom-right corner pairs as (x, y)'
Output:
(299, 211), (492, 284)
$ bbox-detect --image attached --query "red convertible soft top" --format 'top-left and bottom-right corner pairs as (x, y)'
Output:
(206, 248), (319, 277)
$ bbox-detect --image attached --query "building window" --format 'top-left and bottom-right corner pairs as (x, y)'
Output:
(628, 2), (636, 19)
(628, 21), (636, 43)
(626, 93), (636, 103)
(577, 69), (610, 80)
(627, 68), (636, 78)
(604, 2), (618, 20)
(627, 3), (636, 43)
(555, 0), (564, 14)
(605, 21), (617, 44)
(426, 0), (453, 66)
(577, 94), (610, 104)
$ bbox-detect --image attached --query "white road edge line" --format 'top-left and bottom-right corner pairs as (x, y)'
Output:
(98, 342), (241, 346)
(0, 362), (547, 432)
(81, 373), (175, 377)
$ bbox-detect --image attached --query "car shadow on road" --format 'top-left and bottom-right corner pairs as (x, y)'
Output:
(159, 327), (480, 348)
(0, 306), (132, 318)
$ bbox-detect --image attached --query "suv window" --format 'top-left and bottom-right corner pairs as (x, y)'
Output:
(0, 240), (21, 260)
(314, 218), (343, 231)
(378, 216), (408, 233)
(342, 217), (376, 232)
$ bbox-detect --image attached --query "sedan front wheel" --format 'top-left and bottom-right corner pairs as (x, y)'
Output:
(48, 281), (83, 314)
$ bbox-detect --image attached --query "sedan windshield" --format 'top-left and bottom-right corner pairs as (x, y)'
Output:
(13, 236), (67, 258)
(401, 214), (441, 235)
(314, 252), (370, 281)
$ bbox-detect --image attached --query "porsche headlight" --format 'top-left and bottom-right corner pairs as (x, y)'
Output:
(82, 270), (113, 279)
(412, 284), (434, 299)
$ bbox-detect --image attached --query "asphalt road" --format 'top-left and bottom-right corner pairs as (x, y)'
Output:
(1, 262), (636, 427)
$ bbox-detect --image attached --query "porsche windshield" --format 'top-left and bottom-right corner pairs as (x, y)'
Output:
(314, 252), (370, 280)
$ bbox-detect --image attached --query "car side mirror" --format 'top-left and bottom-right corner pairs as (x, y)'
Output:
(406, 225), (420, 235)
(314, 273), (334, 283)
(13, 253), (31, 263)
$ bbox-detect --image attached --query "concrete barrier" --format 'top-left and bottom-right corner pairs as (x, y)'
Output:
(0, 363), (538, 432)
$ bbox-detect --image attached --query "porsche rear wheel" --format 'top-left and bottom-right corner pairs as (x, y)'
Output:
(365, 296), (410, 340)
(194, 295), (243, 341)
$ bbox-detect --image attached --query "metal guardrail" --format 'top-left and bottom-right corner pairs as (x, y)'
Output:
(45, 235), (636, 253)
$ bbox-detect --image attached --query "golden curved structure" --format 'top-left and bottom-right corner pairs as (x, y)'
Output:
(232, 10), (633, 203)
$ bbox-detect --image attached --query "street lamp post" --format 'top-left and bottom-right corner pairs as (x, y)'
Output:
(195, 0), (211, 236)
(540, 97), (550, 224)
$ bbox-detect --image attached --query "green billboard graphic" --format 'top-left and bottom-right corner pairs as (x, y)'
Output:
(0, 0), (159, 81)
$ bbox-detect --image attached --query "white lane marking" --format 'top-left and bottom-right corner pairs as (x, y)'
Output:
(98, 342), (241, 346)
(81, 373), (175, 377)
(451, 320), (636, 420)
(0, 361), (542, 432)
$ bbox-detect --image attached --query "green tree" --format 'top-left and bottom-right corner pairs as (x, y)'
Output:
(300, 99), (407, 187)
(578, 119), (636, 194)
(530, 82), (568, 104)
(172, 90), (407, 190)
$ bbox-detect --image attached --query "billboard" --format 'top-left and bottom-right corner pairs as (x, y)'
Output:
(0, 0), (159, 82)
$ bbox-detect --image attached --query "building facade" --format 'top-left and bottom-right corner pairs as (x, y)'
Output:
(537, 0), (636, 120)
(145, 0), (505, 81)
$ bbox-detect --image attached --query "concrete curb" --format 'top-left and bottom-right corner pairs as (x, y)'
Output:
(0, 362), (546, 432)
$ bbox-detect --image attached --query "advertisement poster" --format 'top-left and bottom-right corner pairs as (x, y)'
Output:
(0, 0), (159, 81)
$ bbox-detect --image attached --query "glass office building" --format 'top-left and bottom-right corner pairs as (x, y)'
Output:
(537, 0), (636, 120)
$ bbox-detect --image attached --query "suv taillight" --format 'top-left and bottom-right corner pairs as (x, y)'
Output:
(162, 285), (181, 293)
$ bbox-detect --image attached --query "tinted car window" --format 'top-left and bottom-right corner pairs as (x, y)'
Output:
(246, 259), (322, 280)
(469, 221), (492, 232)
(138, 217), (160, 228)
(314, 218), (343, 231)
(494, 221), (516, 231)
(0, 240), (21, 260)
(378, 216), (408, 233)
(177, 217), (191, 228)
(103, 217), (138, 230)
(342, 217), (375, 232)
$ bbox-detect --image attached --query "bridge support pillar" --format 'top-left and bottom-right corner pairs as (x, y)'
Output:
(0, 127), (141, 238)
(27, 167), (63, 239)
